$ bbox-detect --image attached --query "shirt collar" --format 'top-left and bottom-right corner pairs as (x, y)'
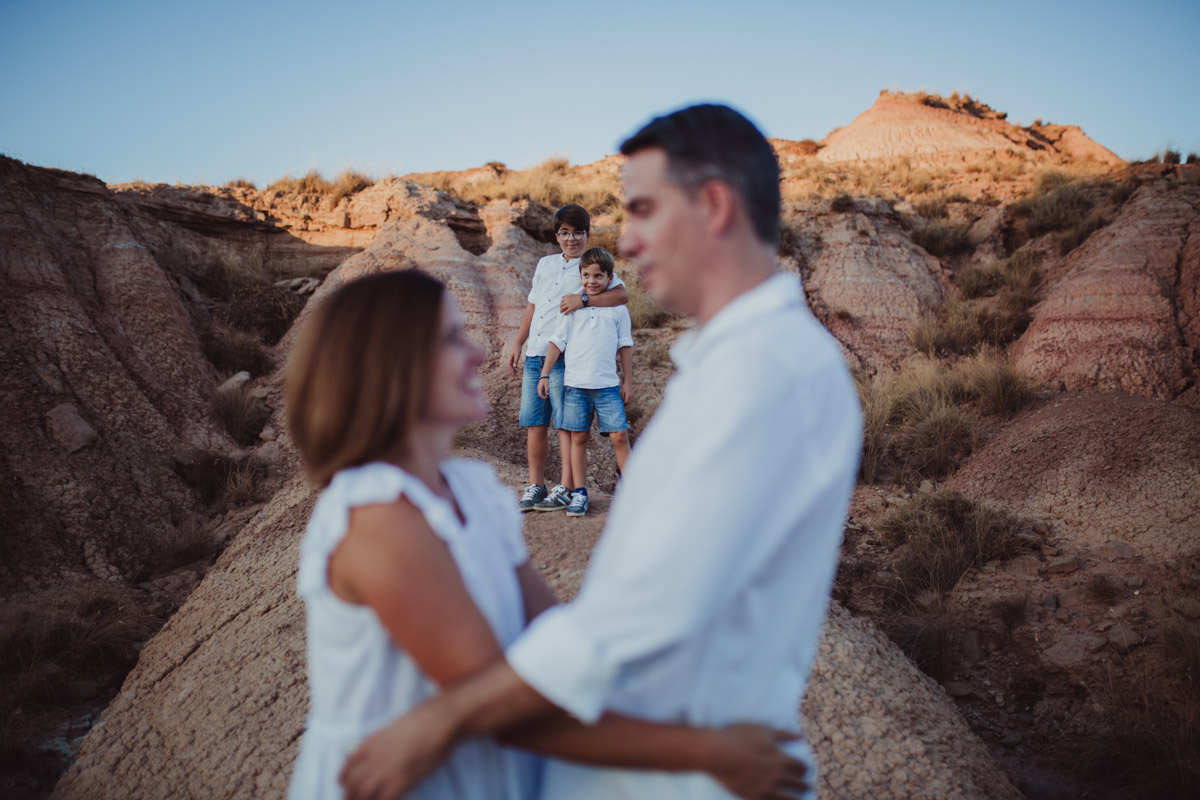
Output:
(670, 272), (803, 371)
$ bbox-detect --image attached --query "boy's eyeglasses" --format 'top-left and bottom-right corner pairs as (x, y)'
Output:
(556, 230), (587, 241)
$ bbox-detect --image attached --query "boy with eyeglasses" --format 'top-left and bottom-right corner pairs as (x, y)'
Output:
(508, 204), (628, 512)
(537, 247), (633, 518)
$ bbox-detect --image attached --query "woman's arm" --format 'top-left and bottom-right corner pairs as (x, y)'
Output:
(504, 564), (810, 798)
(335, 509), (806, 799)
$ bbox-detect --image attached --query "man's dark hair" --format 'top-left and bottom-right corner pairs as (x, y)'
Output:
(553, 203), (591, 234)
(620, 104), (781, 245)
(579, 246), (615, 276)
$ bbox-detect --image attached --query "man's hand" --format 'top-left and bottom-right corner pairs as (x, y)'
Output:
(508, 342), (523, 374)
(706, 725), (810, 800)
(560, 293), (584, 314)
(339, 701), (455, 800)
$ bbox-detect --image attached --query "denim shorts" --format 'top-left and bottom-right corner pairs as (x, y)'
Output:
(561, 385), (627, 433)
(519, 355), (565, 428)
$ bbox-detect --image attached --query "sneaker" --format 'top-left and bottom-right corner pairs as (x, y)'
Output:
(534, 484), (571, 512)
(566, 490), (589, 517)
(518, 483), (547, 512)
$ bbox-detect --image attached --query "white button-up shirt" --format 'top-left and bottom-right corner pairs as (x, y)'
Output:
(507, 273), (861, 799)
(549, 305), (633, 390)
(524, 253), (624, 358)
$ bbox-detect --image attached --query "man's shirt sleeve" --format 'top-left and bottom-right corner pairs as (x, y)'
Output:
(506, 346), (861, 722)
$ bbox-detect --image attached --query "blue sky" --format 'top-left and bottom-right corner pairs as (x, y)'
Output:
(2, 0), (1197, 186)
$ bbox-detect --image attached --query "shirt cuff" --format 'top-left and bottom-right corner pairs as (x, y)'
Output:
(506, 606), (618, 724)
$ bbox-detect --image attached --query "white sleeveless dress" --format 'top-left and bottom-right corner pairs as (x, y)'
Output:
(288, 460), (542, 800)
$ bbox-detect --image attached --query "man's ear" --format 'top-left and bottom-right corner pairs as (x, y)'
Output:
(698, 179), (737, 237)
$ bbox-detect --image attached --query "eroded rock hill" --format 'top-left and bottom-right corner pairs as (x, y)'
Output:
(817, 90), (1123, 166)
(1013, 179), (1200, 400)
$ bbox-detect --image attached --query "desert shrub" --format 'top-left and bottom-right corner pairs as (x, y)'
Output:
(212, 381), (269, 446)
(955, 351), (1035, 418)
(223, 461), (263, 505)
(993, 593), (1029, 631)
(1081, 672), (1200, 799)
(203, 328), (273, 377)
(855, 372), (895, 485)
(882, 603), (961, 680)
(957, 260), (1006, 299)
(411, 158), (620, 214)
(1009, 178), (1094, 240)
(1187, 152), (1199, 165)
(625, 277), (673, 329)
(830, 194), (856, 213)
(269, 169), (333, 195)
(911, 299), (1029, 358)
(911, 220), (973, 258)
(588, 225), (622, 255)
(914, 195), (949, 219)
(889, 401), (977, 482)
(856, 363), (979, 484)
(880, 488), (1025, 595)
(999, 250), (1043, 310)
(0, 590), (147, 759)
(179, 452), (241, 504)
(642, 341), (671, 367)
(1057, 209), (1108, 255)
(1087, 574), (1121, 604)
(1164, 150), (1182, 165)
(1163, 615), (1200, 684)
(217, 278), (304, 345)
(1110, 178), (1140, 206)
(224, 177), (256, 189)
(327, 169), (375, 208)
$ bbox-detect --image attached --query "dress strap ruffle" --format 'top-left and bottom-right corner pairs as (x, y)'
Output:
(296, 462), (459, 598)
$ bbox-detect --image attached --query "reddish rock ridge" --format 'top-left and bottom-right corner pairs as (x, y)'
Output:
(1013, 179), (1200, 400)
(786, 197), (947, 372)
(817, 91), (1123, 166)
(950, 392), (1200, 561)
(1, 158), (218, 593)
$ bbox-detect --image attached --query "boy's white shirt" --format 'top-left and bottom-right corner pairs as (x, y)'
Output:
(548, 305), (633, 390)
(525, 253), (624, 358)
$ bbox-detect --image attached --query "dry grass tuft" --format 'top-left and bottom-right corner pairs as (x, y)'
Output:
(178, 452), (263, 506)
(212, 381), (269, 446)
(911, 298), (1029, 358)
(224, 177), (256, 189)
(882, 602), (961, 681)
(0, 589), (149, 759)
(880, 488), (1026, 595)
(910, 219), (974, 258)
(1082, 647), (1200, 800)
(206, 258), (305, 345)
(203, 328), (274, 377)
(993, 593), (1029, 631)
(956, 351), (1036, 418)
(411, 158), (620, 214)
(642, 341), (672, 367)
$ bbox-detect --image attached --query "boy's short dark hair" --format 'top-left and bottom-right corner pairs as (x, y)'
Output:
(553, 203), (591, 234)
(580, 246), (615, 276)
(619, 104), (781, 245)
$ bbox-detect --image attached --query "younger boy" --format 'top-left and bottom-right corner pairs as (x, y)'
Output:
(537, 247), (632, 517)
(509, 204), (628, 512)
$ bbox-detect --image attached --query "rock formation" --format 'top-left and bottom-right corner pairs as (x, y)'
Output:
(786, 197), (947, 372)
(950, 392), (1200, 561)
(817, 90), (1122, 166)
(1012, 179), (1200, 400)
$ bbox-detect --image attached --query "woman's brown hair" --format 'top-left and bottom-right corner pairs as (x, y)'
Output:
(285, 269), (445, 486)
